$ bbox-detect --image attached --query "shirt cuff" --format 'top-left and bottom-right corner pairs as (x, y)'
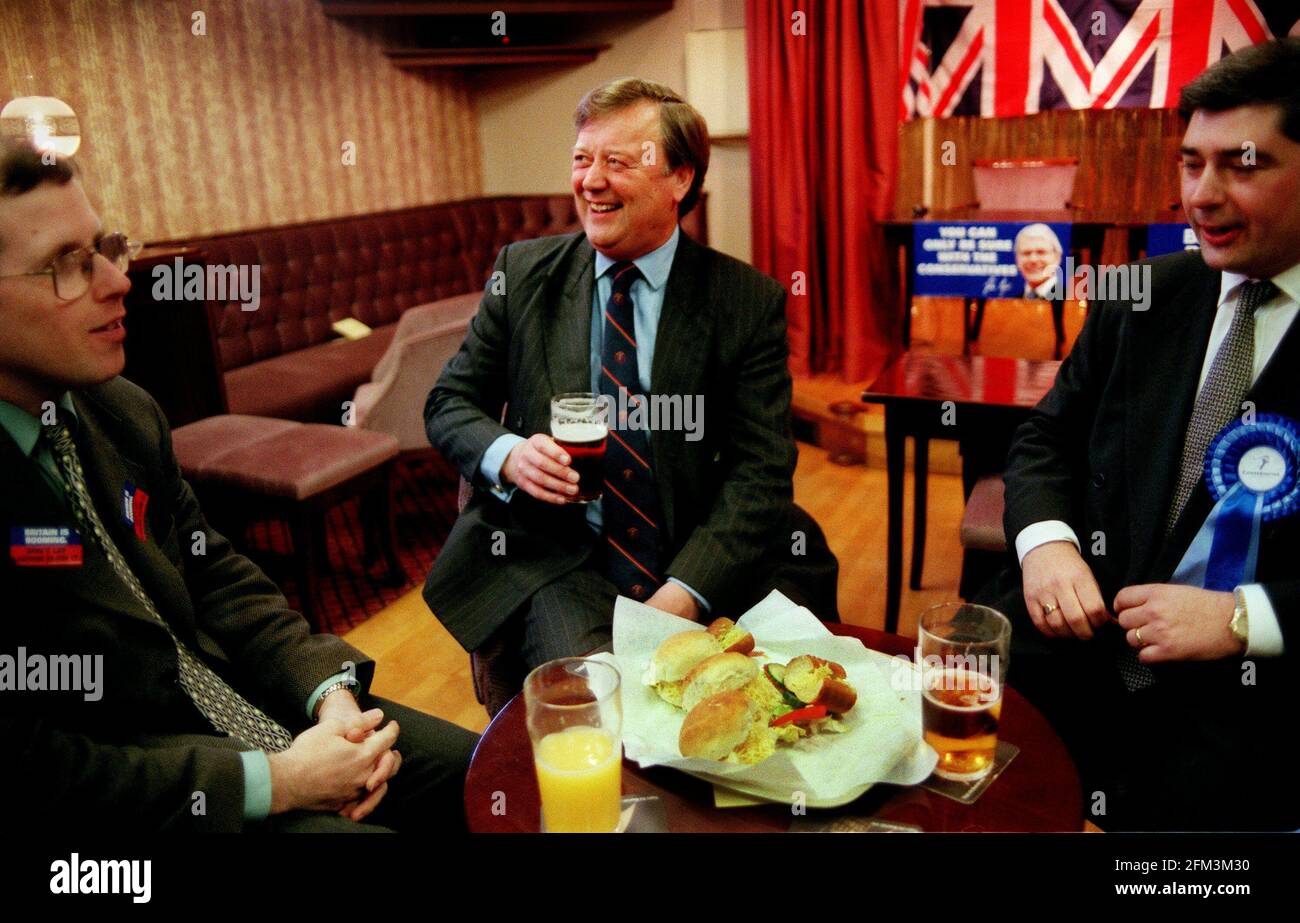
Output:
(1014, 521), (1081, 566)
(306, 671), (357, 720)
(1239, 584), (1284, 657)
(667, 577), (711, 614)
(480, 433), (525, 502)
(240, 750), (273, 821)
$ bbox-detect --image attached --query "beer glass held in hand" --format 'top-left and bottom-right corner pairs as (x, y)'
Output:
(550, 392), (609, 503)
(917, 603), (1011, 782)
(524, 658), (624, 833)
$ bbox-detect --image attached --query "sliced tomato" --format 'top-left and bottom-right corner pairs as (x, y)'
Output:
(770, 705), (828, 728)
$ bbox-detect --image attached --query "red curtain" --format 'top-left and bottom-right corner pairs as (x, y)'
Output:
(747, 0), (900, 381)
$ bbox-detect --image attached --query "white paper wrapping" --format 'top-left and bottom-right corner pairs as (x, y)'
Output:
(600, 590), (937, 807)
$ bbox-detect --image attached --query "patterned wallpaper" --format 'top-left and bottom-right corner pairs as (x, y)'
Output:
(0, 0), (482, 241)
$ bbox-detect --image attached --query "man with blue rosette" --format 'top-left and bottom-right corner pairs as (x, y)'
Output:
(983, 39), (1300, 830)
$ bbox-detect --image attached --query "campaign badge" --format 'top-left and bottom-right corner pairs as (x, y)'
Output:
(122, 481), (150, 541)
(9, 526), (84, 567)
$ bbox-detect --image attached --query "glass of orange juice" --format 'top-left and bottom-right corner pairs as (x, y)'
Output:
(524, 657), (623, 833)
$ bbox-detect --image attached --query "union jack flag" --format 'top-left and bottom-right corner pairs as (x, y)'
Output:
(900, 0), (1300, 119)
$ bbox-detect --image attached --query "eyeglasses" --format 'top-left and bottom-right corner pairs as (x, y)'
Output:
(0, 232), (143, 301)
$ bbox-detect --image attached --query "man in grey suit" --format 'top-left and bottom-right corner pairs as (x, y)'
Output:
(424, 78), (838, 671)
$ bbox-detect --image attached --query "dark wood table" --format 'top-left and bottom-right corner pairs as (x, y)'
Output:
(463, 623), (1083, 833)
(862, 353), (1060, 632)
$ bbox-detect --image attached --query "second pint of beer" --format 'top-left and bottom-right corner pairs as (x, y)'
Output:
(922, 668), (1002, 781)
(917, 603), (1011, 783)
(550, 392), (608, 503)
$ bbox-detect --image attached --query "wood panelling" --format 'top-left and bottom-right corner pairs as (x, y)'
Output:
(896, 108), (1187, 224)
(0, 0), (482, 241)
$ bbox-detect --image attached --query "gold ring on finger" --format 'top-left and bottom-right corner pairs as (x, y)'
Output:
(1135, 628), (1145, 646)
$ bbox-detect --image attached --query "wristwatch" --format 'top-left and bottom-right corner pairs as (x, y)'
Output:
(1230, 588), (1250, 652)
(313, 680), (358, 720)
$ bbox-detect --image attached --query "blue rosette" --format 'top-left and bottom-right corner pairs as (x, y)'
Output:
(1173, 414), (1300, 591)
(1204, 414), (1300, 522)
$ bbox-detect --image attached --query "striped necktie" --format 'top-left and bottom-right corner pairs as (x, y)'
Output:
(1117, 279), (1277, 692)
(598, 261), (665, 601)
(43, 421), (294, 751)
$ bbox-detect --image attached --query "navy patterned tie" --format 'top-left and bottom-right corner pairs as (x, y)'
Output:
(598, 262), (664, 601)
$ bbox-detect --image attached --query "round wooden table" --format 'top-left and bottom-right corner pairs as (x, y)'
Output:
(464, 624), (1083, 832)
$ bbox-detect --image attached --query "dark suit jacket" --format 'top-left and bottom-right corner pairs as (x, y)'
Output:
(423, 230), (830, 650)
(1000, 249), (1296, 826)
(0, 378), (374, 832)
(1005, 249), (1299, 641)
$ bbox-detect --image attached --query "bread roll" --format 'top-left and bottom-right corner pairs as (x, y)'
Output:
(681, 652), (760, 711)
(678, 691), (776, 765)
(642, 630), (722, 707)
(678, 690), (755, 761)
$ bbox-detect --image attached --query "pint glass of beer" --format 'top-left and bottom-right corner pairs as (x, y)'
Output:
(918, 603), (1011, 782)
(550, 392), (608, 503)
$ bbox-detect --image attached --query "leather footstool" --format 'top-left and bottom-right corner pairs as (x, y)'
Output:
(172, 414), (402, 629)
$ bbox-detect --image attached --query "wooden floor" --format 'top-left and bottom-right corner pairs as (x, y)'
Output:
(342, 296), (1083, 733)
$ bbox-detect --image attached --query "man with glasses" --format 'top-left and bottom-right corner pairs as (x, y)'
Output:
(0, 140), (477, 832)
(0, 230), (142, 298)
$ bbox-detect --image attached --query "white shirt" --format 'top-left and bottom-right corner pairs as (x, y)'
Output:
(1015, 259), (1300, 656)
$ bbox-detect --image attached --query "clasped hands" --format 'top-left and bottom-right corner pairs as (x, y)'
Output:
(1021, 541), (1243, 662)
(501, 434), (702, 622)
(266, 690), (402, 822)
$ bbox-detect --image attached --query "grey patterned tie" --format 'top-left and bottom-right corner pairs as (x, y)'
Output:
(1166, 279), (1277, 529)
(43, 421), (293, 752)
(1118, 279), (1277, 692)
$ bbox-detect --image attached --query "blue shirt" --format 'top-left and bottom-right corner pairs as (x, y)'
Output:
(477, 227), (707, 611)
